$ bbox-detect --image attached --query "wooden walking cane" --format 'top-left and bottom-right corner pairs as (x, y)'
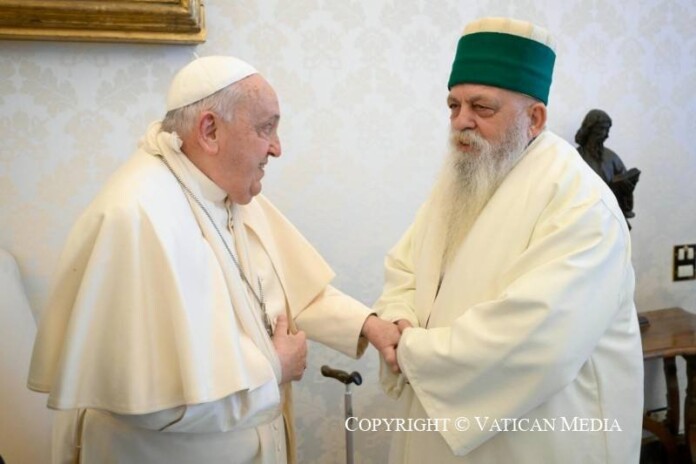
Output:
(321, 365), (363, 464)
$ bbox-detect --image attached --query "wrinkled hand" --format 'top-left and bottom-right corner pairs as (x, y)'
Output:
(361, 315), (402, 373)
(396, 319), (413, 334)
(272, 315), (307, 384)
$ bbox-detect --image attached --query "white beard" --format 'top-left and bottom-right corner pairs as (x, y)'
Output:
(436, 116), (532, 271)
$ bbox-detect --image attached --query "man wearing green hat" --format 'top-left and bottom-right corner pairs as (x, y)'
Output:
(375, 17), (643, 463)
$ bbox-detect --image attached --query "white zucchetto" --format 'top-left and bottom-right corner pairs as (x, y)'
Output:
(166, 56), (258, 111)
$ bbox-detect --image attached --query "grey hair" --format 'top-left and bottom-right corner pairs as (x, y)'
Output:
(161, 79), (249, 137)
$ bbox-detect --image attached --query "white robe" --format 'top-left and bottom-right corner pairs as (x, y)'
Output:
(28, 123), (371, 463)
(376, 131), (644, 463)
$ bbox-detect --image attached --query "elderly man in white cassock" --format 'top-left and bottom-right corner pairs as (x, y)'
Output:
(375, 17), (644, 463)
(28, 56), (400, 464)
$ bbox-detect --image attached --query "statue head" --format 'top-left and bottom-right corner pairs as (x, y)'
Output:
(575, 109), (612, 147)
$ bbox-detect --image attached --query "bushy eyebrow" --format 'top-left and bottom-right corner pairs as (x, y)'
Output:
(447, 93), (499, 106)
(469, 95), (499, 106)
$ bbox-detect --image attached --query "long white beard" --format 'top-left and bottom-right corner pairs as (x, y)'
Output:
(436, 117), (532, 270)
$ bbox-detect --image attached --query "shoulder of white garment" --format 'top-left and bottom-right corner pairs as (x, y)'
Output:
(29, 149), (279, 413)
(236, 194), (337, 318)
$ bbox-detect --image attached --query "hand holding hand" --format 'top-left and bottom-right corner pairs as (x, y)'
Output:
(361, 315), (402, 373)
(272, 315), (307, 384)
(396, 319), (413, 334)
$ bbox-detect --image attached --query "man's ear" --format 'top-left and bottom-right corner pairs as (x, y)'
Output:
(528, 102), (547, 138)
(197, 111), (219, 154)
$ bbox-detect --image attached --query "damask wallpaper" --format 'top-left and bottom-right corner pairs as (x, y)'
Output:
(1, 1), (694, 462)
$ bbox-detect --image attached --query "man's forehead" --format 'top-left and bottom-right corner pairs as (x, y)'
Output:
(252, 96), (281, 121)
(236, 75), (280, 117)
(448, 84), (507, 101)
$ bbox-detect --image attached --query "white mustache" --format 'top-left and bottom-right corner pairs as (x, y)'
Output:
(451, 130), (488, 151)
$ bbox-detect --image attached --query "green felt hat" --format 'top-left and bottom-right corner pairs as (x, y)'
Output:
(448, 17), (556, 104)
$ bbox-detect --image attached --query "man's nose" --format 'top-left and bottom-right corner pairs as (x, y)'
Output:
(268, 135), (282, 158)
(451, 108), (476, 132)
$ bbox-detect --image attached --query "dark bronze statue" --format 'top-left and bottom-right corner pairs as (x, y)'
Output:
(575, 109), (640, 227)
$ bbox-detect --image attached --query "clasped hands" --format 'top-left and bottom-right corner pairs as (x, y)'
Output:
(272, 314), (412, 385)
(361, 315), (412, 374)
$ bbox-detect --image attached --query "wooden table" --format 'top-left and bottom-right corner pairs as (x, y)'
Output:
(641, 307), (696, 463)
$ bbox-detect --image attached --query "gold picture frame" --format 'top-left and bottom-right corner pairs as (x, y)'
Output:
(0, 0), (206, 44)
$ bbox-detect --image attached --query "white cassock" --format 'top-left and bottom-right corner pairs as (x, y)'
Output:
(28, 122), (372, 464)
(376, 131), (644, 463)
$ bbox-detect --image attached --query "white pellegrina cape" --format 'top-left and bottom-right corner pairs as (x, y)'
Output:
(29, 123), (369, 463)
(376, 131), (644, 463)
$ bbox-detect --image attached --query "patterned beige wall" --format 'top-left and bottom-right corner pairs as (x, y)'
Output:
(1, 1), (694, 462)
